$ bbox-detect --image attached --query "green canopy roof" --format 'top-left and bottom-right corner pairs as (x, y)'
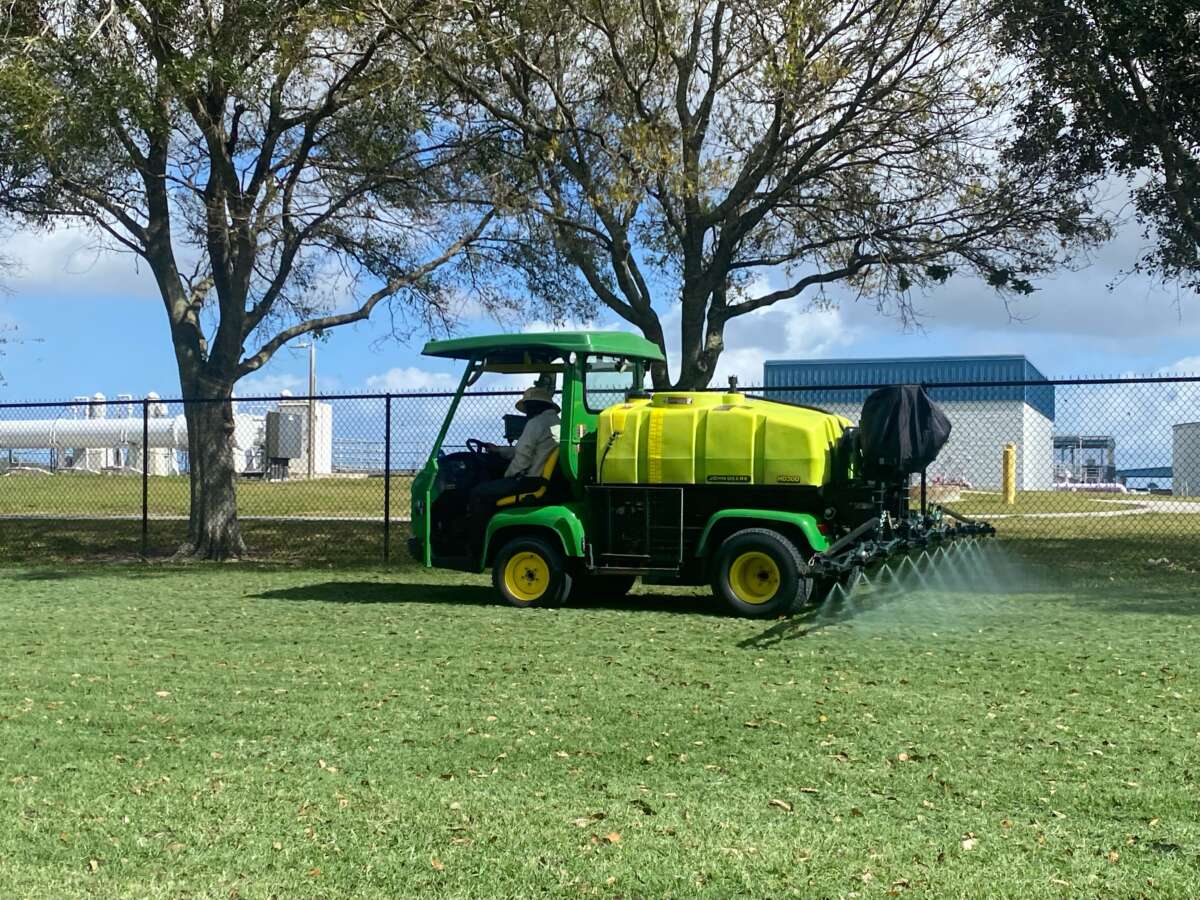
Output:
(422, 331), (665, 362)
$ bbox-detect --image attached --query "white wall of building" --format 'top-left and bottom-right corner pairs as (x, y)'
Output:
(278, 399), (333, 478)
(814, 399), (1053, 490)
(1173, 423), (1200, 497)
(1022, 403), (1055, 490)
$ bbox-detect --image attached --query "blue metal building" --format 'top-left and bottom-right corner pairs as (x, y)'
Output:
(763, 355), (1055, 490)
(762, 355), (1054, 421)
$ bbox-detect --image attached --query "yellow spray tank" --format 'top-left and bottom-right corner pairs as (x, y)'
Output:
(596, 391), (852, 487)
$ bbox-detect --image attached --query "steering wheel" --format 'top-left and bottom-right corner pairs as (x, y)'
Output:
(465, 438), (490, 455)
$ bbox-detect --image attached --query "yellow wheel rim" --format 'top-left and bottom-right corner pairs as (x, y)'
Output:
(728, 551), (781, 605)
(503, 551), (551, 603)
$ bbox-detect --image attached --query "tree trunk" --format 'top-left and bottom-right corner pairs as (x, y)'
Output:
(180, 380), (246, 560)
(672, 288), (726, 391)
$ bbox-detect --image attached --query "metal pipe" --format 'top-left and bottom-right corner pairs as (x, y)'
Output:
(0, 415), (189, 449)
(815, 517), (881, 561)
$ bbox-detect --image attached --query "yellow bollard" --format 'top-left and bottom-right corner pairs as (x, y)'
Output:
(1002, 443), (1016, 505)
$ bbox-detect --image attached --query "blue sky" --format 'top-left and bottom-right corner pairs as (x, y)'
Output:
(1, 216), (1197, 404)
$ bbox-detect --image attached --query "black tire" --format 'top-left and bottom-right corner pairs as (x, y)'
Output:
(571, 572), (637, 603)
(711, 528), (810, 618)
(492, 535), (573, 608)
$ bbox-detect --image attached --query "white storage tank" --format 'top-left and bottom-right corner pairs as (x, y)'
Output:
(1173, 422), (1200, 497)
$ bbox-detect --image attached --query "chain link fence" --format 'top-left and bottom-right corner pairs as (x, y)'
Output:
(1, 376), (1198, 567)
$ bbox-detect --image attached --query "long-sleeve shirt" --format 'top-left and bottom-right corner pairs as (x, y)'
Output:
(496, 409), (561, 478)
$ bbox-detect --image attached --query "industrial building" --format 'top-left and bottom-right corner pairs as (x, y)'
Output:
(1053, 435), (1117, 485)
(763, 355), (1055, 490)
(1174, 423), (1200, 497)
(0, 392), (334, 479)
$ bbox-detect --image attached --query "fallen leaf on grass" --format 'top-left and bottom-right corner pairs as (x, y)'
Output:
(1107, 850), (1120, 863)
(271, 841), (282, 851)
(87, 859), (100, 873)
(897, 752), (910, 762)
(604, 832), (621, 844)
(307, 868), (321, 877)
(154, 691), (171, 698)
(768, 799), (792, 812)
(961, 835), (978, 851)
(431, 858), (445, 871)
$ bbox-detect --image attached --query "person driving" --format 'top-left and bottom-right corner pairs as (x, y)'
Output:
(470, 385), (561, 516)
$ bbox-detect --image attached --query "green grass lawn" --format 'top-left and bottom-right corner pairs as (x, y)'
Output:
(2, 543), (1198, 897)
(0, 473), (413, 519)
(1, 476), (1180, 522)
(949, 490), (1145, 516)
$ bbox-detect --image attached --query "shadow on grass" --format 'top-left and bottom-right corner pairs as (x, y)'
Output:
(736, 606), (826, 649)
(254, 580), (726, 615)
(7, 567), (175, 581)
(0, 519), (390, 567)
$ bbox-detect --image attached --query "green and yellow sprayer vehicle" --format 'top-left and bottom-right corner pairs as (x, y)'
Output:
(408, 331), (993, 617)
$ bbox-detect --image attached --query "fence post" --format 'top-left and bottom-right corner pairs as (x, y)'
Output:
(1002, 443), (1017, 506)
(383, 394), (392, 562)
(141, 398), (150, 557)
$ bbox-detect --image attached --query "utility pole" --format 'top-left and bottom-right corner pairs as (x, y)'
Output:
(308, 340), (316, 480)
(289, 339), (319, 479)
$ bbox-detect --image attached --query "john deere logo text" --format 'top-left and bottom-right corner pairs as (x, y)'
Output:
(706, 474), (751, 483)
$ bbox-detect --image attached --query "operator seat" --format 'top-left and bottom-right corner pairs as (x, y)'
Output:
(495, 448), (561, 508)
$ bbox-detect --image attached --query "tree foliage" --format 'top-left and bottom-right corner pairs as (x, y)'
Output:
(391, 0), (1107, 387)
(0, 0), (503, 556)
(995, 0), (1200, 292)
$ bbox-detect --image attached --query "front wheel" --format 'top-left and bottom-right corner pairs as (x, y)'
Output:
(492, 535), (573, 608)
(711, 528), (809, 618)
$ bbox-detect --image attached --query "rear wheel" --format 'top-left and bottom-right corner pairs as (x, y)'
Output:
(712, 528), (809, 618)
(492, 536), (573, 608)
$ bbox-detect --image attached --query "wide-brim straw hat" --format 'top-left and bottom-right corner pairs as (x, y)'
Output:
(516, 385), (559, 413)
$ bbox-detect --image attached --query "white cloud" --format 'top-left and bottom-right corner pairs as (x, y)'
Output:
(519, 316), (637, 335)
(236, 372), (305, 397)
(1162, 357), (1200, 375)
(6, 224), (161, 300)
(648, 301), (856, 386)
(365, 366), (459, 393)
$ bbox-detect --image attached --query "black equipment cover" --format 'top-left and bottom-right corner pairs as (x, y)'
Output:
(858, 385), (952, 476)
